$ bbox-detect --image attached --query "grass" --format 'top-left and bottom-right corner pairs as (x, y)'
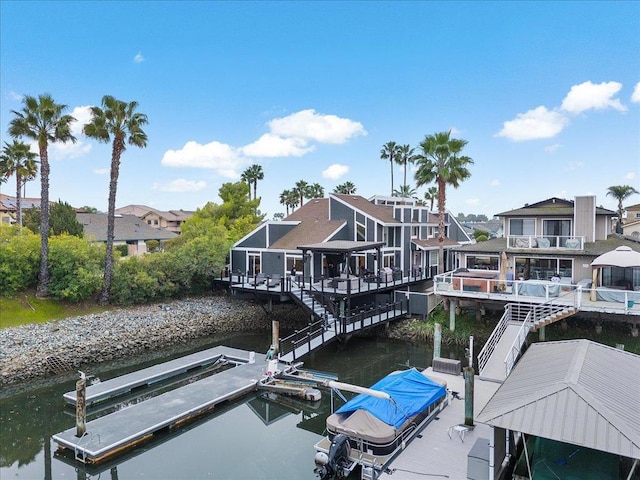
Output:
(0, 292), (111, 329)
(408, 306), (496, 346)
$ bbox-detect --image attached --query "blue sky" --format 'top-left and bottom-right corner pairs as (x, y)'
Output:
(1, 1), (639, 219)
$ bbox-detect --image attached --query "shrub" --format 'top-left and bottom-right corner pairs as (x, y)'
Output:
(0, 226), (40, 296)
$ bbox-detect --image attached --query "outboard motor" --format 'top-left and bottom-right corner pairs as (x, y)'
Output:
(314, 434), (351, 479)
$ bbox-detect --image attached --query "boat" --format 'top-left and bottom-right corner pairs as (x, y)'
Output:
(313, 368), (448, 480)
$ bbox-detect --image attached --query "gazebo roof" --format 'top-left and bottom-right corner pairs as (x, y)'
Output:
(297, 240), (385, 254)
(591, 246), (640, 268)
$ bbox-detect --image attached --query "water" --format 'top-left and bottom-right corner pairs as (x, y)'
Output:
(0, 332), (465, 480)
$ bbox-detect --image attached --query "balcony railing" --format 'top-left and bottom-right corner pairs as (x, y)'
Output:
(507, 235), (585, 250)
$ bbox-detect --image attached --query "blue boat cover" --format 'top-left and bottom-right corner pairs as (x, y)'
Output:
(335, 369), (446, 429)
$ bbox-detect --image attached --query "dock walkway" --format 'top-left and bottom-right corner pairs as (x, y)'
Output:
(53, 349), (291, 464)
(379, 368), (501, 480)
(63, 345), (249, 406)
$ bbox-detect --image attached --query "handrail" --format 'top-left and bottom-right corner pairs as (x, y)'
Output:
(477, 304), (512, 375)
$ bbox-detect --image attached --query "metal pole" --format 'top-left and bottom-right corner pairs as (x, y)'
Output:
(463, 366), (474, 427)
(433, 323), (442, 359)
(76, 371), (87, 437)
(469, 335), (474, 368)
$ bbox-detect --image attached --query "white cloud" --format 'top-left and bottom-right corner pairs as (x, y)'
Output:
(322, 164), (349, 180)
(490, 179), (500, 187)
(268, 109), (367, 144)
(92, 168), (108, 175)
(242, 134), (314, 158)
(632, 82), (640, 103)
(153, 179), (206, 192)
(625, 171), (637, 180)
(544, 143), (561, 153)
(161, 140), (247, 178)
(496, 106), (569, 141)
(449, 127), (462, 136)
(561, 81), (626, 114)
(465, 198), (480, 206)
(133, 52), (144, 64)
(70, 106), (94, 136)
(9, 91), (22, 101)
(46, 105), (95, 160)
(563, 161), (584, 172)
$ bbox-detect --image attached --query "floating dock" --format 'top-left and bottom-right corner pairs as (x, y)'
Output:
(53, 348), (297, 464)
(63, 345), (248, 406)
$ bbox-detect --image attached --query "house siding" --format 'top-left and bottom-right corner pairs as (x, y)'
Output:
(262, 251), (284, 276)
(575, 195), (596, 242)
(237, 225), (267, 248)
(231, 250), (246, 273)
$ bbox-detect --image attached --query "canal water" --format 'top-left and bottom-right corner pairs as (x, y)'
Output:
(0, 332), (466, 479)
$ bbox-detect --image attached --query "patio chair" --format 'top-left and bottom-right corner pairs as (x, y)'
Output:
(248, 272), (266, 286)
(266, 273), (281, 287)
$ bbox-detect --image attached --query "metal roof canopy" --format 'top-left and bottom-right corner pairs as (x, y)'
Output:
(297, 240), (385, 254)
(476, 339), (640, 460)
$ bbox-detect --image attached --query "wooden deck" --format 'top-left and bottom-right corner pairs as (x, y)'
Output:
(52, 350), (294, 464)
(63, 345), (249, 406)
(378, 368), (501, 480)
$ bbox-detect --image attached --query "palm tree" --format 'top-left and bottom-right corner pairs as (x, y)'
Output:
(424, 186), (437, 211)
(380, 141), (401, 196)
(415, 130), (473, 274)
(333, 181), (357, 195)
(293, 180), (309, 207)
(286, 189), (300, 213)
(307, 183), (324, 199)
(398, 144), (417, 195)
(0, 140), (39, 230)
(606, 185), (639, 233)
(8, 93), (76, 297)
(279, 189), (291, 215)
(84, 95), (148, 304)
(393, 184), (418, 199)
(241, 164), (264, 200)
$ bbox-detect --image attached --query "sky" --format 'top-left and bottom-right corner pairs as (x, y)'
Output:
(1, 1), (639, 220)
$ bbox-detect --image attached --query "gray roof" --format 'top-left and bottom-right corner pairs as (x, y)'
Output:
(496, 197), (615, 217)
(297, 240), (385, 253)
(77, 213), (178, 242)
(476, 340), (640, 459)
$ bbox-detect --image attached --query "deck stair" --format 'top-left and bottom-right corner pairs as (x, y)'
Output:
(288, 285), (337, 329)
(531, 305), (578, 331)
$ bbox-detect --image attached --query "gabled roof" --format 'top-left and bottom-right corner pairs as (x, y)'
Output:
(332, 194), (400, 224)
(412, 237), (459, 250)
(270, 198), (345, 250)
(77, 213), (178, 242)
(476, 340), (640, 460)
(116, 204), (194, 222)
(0, 193), (43, 211)
(496, 197), (615, 217)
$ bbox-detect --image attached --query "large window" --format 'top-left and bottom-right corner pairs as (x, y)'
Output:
(514, 257), (572, 280)
(356, 221), (366, 241)
(543, 219), (571, 236)
(509, 218), (535, 236)
(466, 255), (499, 270)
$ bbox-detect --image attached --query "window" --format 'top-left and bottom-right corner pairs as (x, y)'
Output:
(248, 252), (261, 275)
(412, 226), (419, 238)
(509, 218), (535, 236)
(543, 219), (571, 237)
(466, 256), (498, 270)
(356, 222), (366, 241)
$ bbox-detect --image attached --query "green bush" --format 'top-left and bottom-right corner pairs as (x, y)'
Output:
(115, 244), (128, 257)
(48, 234), (104, 302)
(0, 226), (40, 296)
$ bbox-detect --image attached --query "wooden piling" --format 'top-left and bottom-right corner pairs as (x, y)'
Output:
(76, 372), (87, 437)
(272, 320), (280, 355)
(463, 366), (474, 427)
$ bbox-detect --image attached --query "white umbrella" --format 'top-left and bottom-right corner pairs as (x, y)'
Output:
(591, 246), (640, 268)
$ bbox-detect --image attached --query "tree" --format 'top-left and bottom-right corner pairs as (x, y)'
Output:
(333, 181), (357, 194)
(424, 186), (437, 211)
(0, 140), (39, 229)
(273, 212), (285, 221)
(307, 183), (324, 199)
(279, 189), (299, 215)
(398, 144), (417, 195)
(415, 130), (473, 274)
(22, 201), (83, 237)
(241, 164), (264, 200)
(83, 95), (148, 304)
(293, 180), (310, 207)
(8, 93), (77, 297)
(606, 185), (639, 233)
(380, 141), (401, 196)
(393, 184), (418, 199)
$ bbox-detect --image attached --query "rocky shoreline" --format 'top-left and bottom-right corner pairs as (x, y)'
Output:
(0, 295), (311, 387)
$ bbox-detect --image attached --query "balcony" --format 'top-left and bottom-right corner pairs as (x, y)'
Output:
(507, 235), (584, 250)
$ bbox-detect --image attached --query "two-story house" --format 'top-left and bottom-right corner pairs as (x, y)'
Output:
(451, 196), (622, 284)
(230, 193), (471, 281)
(623, 202), (640, 239)
(115, 205), (194, 235)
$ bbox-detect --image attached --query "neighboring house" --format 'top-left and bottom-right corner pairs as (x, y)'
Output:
(230, 193), (472, 279)
(0, 193), (42, 225)
(77, 213), (178, 256)
(451, 196), (619, 283)
(461, 219), (502, 239)
(625, 202), (640, 223)
(115, 204), (194, 235)
(623, 202), (640, 239)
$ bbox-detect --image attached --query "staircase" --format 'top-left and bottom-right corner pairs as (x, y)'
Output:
(479, 297), (579, 382)
(288, 283), (337, 329)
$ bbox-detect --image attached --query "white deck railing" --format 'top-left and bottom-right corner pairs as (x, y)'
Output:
(507, 235), (585, 250)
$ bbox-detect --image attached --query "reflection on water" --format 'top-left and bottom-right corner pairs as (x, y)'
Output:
(0, 332), (465, 479)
